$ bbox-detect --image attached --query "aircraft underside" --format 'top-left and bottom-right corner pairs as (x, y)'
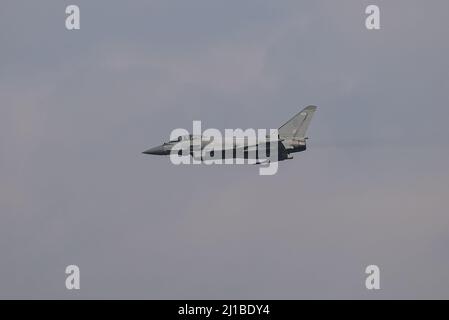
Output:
(188, 142), (306, 162)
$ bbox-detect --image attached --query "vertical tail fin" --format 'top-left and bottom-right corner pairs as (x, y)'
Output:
(278, 105), (317, 139)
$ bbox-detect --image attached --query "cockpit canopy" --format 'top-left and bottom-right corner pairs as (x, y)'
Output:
(168, 136), (182, 143)
(167, 134), (202, 143)
(169, 134), (201, 143)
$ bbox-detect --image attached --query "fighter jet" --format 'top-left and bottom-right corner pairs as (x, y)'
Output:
(143, 105), (317, 163)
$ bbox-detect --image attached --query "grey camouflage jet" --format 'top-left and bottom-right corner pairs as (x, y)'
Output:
(143, 105), (317, 163)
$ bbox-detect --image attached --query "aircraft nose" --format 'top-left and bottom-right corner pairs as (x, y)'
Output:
(142, 145), (168, 155)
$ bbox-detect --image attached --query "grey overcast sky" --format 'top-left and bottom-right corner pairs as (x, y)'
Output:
(1, 0), (449, 299)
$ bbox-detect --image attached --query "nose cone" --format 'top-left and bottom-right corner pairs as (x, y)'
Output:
(142, 144), (170, 155)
